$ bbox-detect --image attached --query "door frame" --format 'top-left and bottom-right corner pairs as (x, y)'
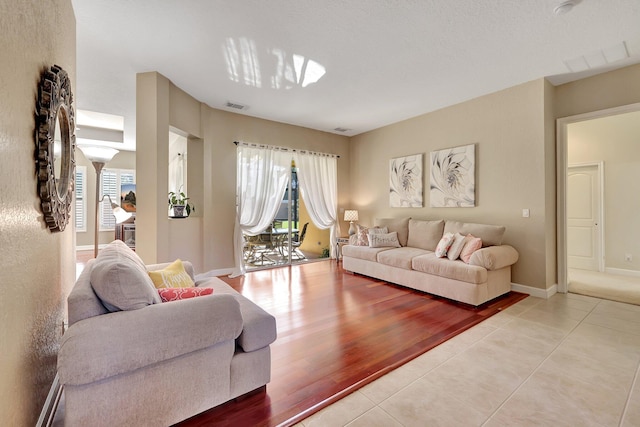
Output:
(567, 162), (605, 273)
(556, 102), (640, 293)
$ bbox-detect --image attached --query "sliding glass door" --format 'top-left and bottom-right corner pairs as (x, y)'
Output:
(231, 144), (337, 277)
(245, 167), (312, 270)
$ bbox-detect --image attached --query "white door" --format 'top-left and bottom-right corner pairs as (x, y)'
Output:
(567, 164), (602, 271)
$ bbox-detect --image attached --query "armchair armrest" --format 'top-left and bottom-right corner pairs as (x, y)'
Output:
(469, 245), (519, 270)
(58, 293), (242, 386)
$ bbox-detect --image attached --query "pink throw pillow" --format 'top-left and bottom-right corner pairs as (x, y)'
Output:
(460, 235), (482, 263)
(355, 225), (370, 246)
(158, 287), (213, 302)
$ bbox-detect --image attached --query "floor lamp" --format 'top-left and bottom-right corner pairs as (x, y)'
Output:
(78, 146), (131, 257)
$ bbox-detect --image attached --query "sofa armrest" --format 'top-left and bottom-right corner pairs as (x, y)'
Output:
(468, 245), (519, 270)
(146, 260), (195, 280)
(58, 293), (242, 386)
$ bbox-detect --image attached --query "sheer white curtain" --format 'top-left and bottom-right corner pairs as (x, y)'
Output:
(295, 152), (340, 258)
(230, 145), (290, 277)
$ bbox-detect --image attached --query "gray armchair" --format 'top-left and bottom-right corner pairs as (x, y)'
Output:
(58, 241), (276, 426)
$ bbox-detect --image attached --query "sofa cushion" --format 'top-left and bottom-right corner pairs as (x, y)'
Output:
(67, 258), (108, 326)
(444, 221), (506, 247)
(377, 247), (431, 270)
(412, 253), (487, 284)
(435, 232), (455, 257)
(355, 225), (387, 246)
(195, 276), (277, 352)
(148, 259), (195, 289)
(369, 231), (401, 248)
(447, 233), (469, 260)
(407, 219), (445, 251)
(158, 287), (213, 302)
(342, 244), (393, 262)
(374, 217), (410, 246)
(90, 240), (161, 312)
(460, 235), (482, 263)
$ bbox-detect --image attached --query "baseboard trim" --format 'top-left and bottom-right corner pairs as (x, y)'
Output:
(604, 267), (640, 278)
(36, 373), (62, 427)
(511, 282), (557, 299)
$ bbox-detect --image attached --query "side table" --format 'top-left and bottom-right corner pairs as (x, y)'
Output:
(336, 236), (350, 261)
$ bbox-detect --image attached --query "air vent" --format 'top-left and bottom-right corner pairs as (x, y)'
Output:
(225, 101), (248, 110)
(564, 41), (629, 72)
(333, 127), (350, 133)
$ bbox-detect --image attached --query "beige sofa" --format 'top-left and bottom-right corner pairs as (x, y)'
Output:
(342, 218), (519, 306)
(58, 241), (276, 426)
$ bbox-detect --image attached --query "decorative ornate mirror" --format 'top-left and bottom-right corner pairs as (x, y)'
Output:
(36, 65), (76, 232)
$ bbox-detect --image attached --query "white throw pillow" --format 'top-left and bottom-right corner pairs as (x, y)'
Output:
(368, 226), (388, 236)
(447, 233), (469, 260)
(369, 231), (401, 248)
(355, 225), (388, 246)
(434, 232), (455, 257)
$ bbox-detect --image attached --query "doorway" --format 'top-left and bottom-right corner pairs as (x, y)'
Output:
(557, 103), (640, 304)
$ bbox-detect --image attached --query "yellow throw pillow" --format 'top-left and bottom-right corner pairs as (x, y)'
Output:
(148, 259), (194, 289)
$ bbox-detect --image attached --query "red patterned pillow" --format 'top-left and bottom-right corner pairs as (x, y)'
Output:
(158, 287), (213, 302)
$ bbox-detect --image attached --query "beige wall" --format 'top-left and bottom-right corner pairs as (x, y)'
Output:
(555, 64), (640, 119)
(350, 79), (552, 289)
(568, 110), (640, 271)
(136, 72), (350, 273)
(76, 150), (136, 248)
(0, 1), (76, 425)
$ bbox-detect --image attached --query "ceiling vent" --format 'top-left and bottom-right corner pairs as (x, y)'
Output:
(563, 41), (630, 72)
(225, 101), (248, 110)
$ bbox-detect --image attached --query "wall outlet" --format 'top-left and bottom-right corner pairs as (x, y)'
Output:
(625, 253), (632, 262)
(522, 209), (530, 218)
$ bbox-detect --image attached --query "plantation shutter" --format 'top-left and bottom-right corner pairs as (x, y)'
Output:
(100, 169), (136, 229)
(100, 170), (118, 229)
(75, 166), (86, 231)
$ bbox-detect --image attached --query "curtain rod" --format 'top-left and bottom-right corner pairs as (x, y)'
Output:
(233, 141), (340, 158)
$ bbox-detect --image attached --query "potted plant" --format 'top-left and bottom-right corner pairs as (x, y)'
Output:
(168, 189), (195, 217)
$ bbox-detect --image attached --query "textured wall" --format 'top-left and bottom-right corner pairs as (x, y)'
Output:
(0, 1), (76, 425)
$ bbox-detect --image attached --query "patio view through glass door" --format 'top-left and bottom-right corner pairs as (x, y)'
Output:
(231, 143), (338, 278)
(244, 166), (329, 270)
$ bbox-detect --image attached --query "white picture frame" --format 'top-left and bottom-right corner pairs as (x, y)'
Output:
(430, 144), (475, 207)
(389, 154), (423, 208)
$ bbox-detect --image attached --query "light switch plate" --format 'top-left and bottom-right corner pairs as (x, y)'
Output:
(522, 209), (530, 218)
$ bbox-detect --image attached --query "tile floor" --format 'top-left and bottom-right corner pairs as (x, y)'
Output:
(296, 293), (640, 427)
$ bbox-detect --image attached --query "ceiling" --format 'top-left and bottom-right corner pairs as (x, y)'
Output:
(72, 0), (640, 151)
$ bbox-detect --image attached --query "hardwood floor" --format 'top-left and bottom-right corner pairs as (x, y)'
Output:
(176, 261), (526, 427)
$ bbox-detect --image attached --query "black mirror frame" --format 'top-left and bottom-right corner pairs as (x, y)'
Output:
(36, 65), (76, 232)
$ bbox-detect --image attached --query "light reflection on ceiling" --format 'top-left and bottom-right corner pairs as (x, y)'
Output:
(224, 37), (326, 90)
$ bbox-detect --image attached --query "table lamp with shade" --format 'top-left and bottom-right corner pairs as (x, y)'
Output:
(78, 145), (132, 257)
(344, 209), (359, 235)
